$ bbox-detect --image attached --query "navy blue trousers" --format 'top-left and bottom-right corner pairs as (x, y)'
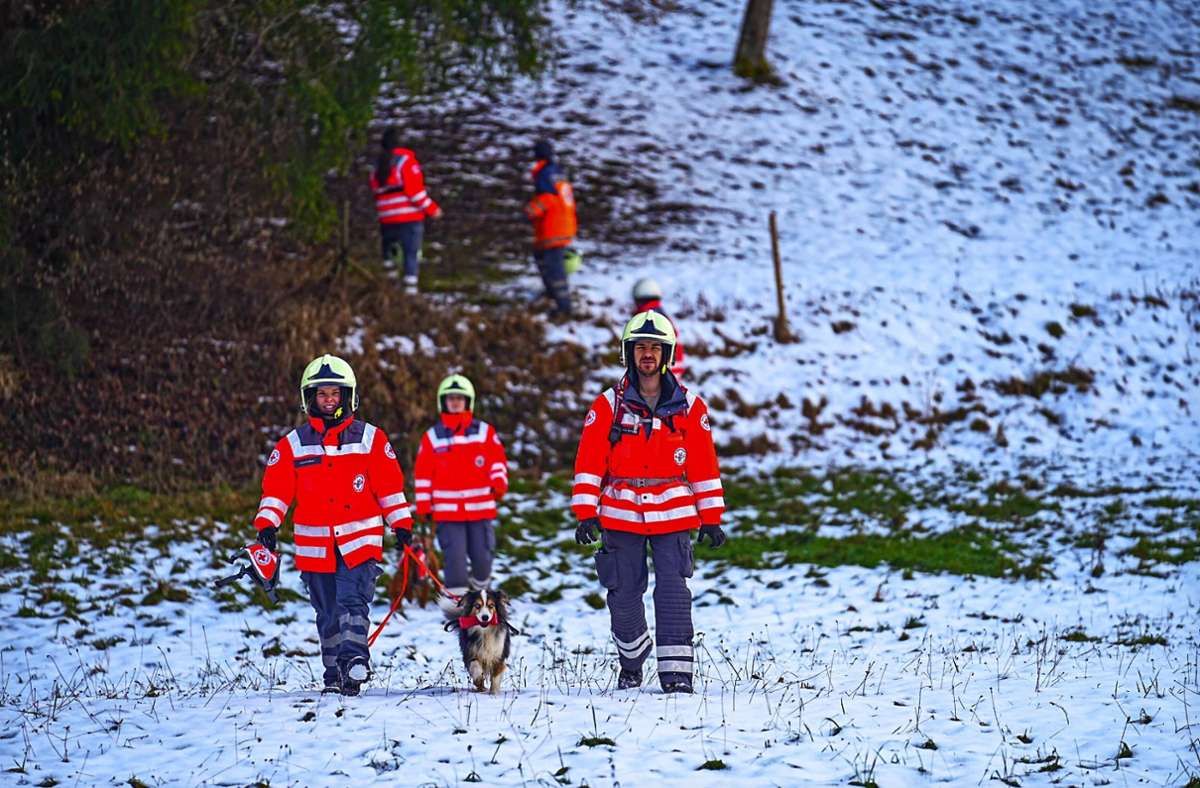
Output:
(381, 221), (423, 278)
(301, 552), (379, 685)
(594, 529), (695, 686)
(534, 247), (570, 312)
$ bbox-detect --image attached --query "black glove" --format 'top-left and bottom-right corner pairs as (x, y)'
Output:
(575, 517), (600, 545)
(697, 524), (726, 548)
(394, 527), (413, 552)
(257, 526), (278, 553)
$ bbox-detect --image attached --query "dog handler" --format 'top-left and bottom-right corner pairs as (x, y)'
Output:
(252, 354), (413, 695)
(571, 313), (727, 694)
(413, 375), (510, 615)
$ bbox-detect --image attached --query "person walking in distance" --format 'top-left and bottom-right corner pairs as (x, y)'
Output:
(252, 354), (414, 695)
(525, 139), (577, 317)
(369, 127), (443, 294)
(413, 375), (509, 615)
(571, 312), (727, 693)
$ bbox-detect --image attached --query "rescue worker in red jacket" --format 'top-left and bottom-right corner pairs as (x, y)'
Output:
(525, 139), (576, 317)
(369, 127), (443, 294)
(632, 276), (685, 378)
(253, 354), (413, 695)
(571, 312), (727, 694)
(413, 375), (509, 615)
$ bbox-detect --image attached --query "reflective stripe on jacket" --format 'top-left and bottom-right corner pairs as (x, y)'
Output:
(369, 147), (440, 224)
(413, 412), (509, 522)
(255, 417), (412, 573)
(571, 375), (724, 535)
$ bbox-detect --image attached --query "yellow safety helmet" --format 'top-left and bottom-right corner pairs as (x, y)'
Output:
(299, 354), (359, 419)
(436, 374), (476, 412)
(620, 311), (677, 371)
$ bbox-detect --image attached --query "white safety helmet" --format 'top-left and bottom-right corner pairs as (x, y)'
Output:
(632, 277), (663, 303)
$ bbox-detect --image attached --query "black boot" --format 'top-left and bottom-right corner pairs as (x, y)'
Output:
(617, 668), (643, 690)
(321, 677), (342, 695)
(660, 673), (693, 694)
(340, 657), (371, 697)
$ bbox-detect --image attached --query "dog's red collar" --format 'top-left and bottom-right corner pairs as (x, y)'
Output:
(457, 615), (500, 629)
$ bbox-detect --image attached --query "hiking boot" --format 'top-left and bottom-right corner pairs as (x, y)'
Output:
(321, 678), (342, 695)
(660, 674), (693, 694)
(617, 668), (643, 690)
(340, 658), (371, 696)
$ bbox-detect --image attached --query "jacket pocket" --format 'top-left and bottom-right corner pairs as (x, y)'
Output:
(594, 548), (619, 590)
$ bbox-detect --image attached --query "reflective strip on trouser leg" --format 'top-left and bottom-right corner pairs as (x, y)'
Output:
(333, 554), (377, 669)
(603, 530), (652, 670)
(303, 570), (342, 682)
(650, 531), (695, 678)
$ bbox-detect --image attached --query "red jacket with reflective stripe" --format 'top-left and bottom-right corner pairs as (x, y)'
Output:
(254, 417), (412, 573)
(413, 412), (509, 522)
(635, 300), (685, 378)
(571, 376), (724, 535)
(369, 147), (440, 224)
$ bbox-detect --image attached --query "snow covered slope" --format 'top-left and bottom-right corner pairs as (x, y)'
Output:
(494, 0), (1200, 479)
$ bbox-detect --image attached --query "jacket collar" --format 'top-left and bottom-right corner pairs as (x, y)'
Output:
(307, 415), (355, 443)
(620, 372), (686, 417)
(439, 411), (474, 434)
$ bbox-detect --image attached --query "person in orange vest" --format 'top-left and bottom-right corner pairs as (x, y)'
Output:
(370, 127), (443, 294)
(525, 139), (577, 317)
(571, 312), (727, 694)
(632, 277), (685, 378)
(413, 375), (509, 615)
(253, 354), (413, 695)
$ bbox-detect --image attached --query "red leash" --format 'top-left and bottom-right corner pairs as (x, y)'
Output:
(366, 544), (463, 647)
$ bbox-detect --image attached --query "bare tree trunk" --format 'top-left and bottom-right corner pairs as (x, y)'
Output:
(734, 0), (775, 80)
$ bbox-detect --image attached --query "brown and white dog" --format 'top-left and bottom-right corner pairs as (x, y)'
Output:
(446, 588), (513, 695)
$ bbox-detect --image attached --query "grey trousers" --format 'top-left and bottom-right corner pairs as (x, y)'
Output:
(436, 520), (495, 591)
(594, 529), (695, 685)
(301, 552), (379, 685)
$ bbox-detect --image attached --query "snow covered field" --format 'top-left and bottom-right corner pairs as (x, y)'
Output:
(0, 495), (1196, 786)
(4, 0), (1199, 785)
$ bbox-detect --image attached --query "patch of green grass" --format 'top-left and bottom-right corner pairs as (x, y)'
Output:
(698, 759), (728, 770)
(498, 575), (532, 599)
(578, 735), (616, 748)
(1113, 633), (1167, 648)
(141, 582), (192, 606)
(583, 592), (605, 610)
(702, 525), (1020, 578)
(1062, 629), (1099, 643)
(725, 468), (916, 529)
(946, 485), (1057, 522)
(1121, 535), (1200, 566)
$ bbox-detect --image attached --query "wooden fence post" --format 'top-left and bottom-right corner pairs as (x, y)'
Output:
(770, 210), (797, 343)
